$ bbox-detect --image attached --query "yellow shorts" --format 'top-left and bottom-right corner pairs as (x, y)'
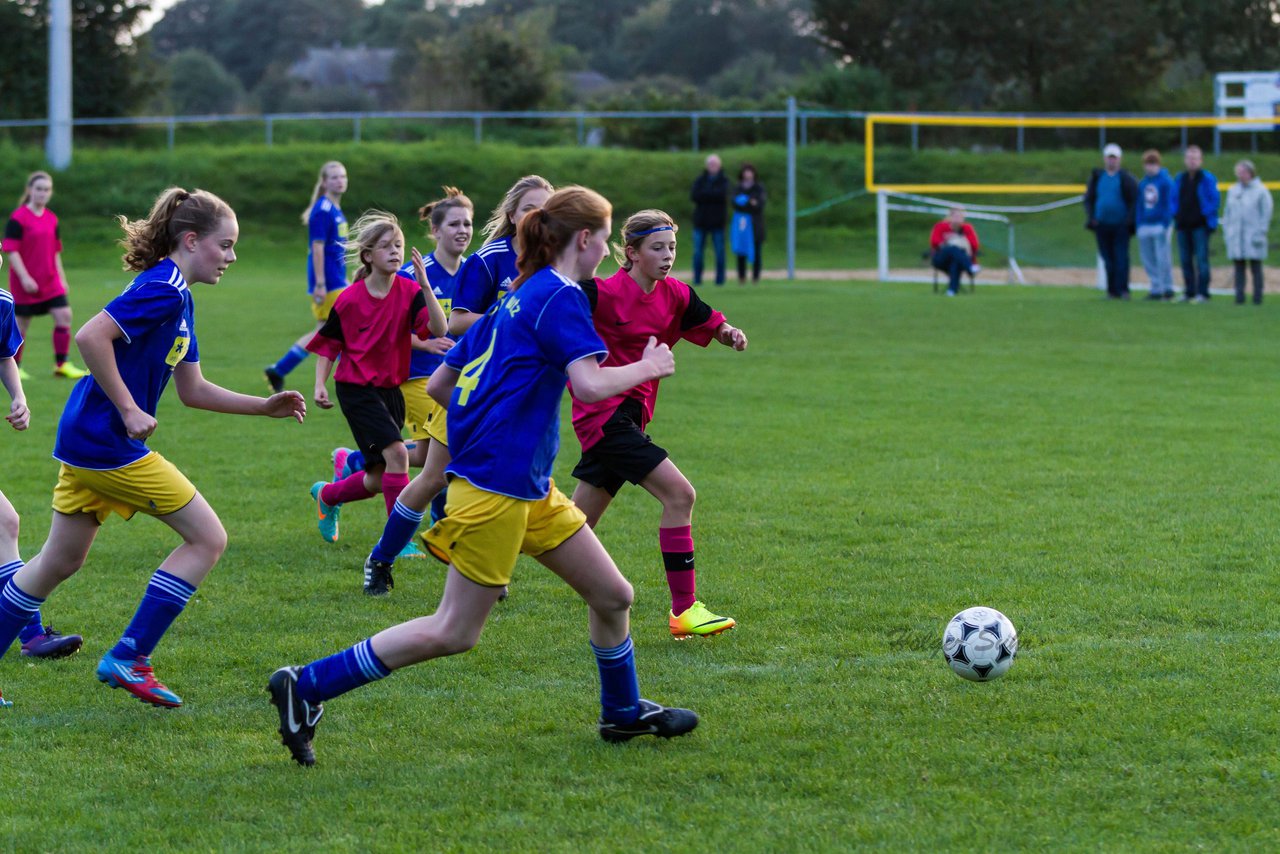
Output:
(423, 477), (585, 588)
(310, 286), (344, 322)
(52, 453), (198, 524)
(424, 394), (448, 446)
(401, 377), (432, 441)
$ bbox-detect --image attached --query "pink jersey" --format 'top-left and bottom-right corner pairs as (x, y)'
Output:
(570, 268), (726, 451)
(307, 274), (435, 387)
(2, 205), (65, 304)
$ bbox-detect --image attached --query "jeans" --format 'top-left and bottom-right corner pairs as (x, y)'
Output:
(692, 228), (726, 285)
(931, 245), (974, 293)
(1176, 227), (1211, 298)
(1136, 225), (1173, 296)
(1233, 260), (1264, 303)
(1095, 223), (1131, 297)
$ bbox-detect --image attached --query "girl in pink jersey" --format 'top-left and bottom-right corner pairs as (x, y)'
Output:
(308, 213), (448, 546)
(2, 172), (88, 380)
(569, 209), (748, 639)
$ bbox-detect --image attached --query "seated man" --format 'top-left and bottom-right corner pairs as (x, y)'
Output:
(930, 207), (981, 296)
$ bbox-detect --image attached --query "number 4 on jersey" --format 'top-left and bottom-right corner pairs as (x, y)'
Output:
(455, 329), (497, 406)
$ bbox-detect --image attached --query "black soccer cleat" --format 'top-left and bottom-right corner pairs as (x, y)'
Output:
(263, 366), (284, 394)
(598, 698), (699, 743)
(363, 556), (394, 596)
(268, 666), (324, 766)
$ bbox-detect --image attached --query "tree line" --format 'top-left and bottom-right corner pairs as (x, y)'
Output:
(2, 0), (1279, 122)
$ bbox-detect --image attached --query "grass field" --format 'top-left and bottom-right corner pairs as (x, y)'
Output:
(4, 244), (1280, 850)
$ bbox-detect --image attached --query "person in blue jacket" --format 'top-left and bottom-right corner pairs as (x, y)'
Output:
(1170, 145), (1220, 302)
(1136, 150), (1176, 301)
(1084, 144), (1139, 300)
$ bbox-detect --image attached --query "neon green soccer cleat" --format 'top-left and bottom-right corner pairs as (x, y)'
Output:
(669, 600), (736, 640)
(54, 362), (89, 379)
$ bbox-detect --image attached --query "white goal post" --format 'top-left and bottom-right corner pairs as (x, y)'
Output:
(876, 190), (1085, 285)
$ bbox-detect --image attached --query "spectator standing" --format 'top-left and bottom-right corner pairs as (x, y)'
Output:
(731, 164), (766, 284)
(929, 206), (981, 297)
(1170, 145), (1220, 303)
(1136, 150), (1176, 301)
(1222, 159), (1273, 305)
(689, 154), (728, 286)
(1084, 143), (1138, 300)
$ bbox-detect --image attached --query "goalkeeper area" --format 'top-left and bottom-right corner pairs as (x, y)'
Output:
(862, 113), (1280, 286)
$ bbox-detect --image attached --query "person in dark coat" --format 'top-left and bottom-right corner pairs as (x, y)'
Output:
(732, 164), (766, 284)
(1084, 143), (1139, 299)
(689, 154), (728, 285)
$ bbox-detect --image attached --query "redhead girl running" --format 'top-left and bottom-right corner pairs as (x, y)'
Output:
(270, 187), (698, 766)
(2, 171), (88, 380)
(0, 188), (306, 709)
(570, 209), (748, 639)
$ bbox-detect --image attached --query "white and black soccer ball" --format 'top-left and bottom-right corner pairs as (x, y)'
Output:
(942, 606), (1018, 682)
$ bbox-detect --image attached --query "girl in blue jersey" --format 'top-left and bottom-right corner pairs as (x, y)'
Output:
(0, 278), (83, 689)
(0, 188), (307, 709)
(269, 187), (699, 766)
(264, 160), (349, 392)
(448, 175), (552, 336)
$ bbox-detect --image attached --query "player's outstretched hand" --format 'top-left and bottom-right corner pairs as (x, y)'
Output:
(720, 325), (748, 351)
(6, 399), (29, 431)
(314, 385), (333, 410)
(411, 246), (427, 281)
(642, 336), (675, 379)
(423, 337), (455, 355)
(263, 390), (307, 423)
(123, 408), (157, 440)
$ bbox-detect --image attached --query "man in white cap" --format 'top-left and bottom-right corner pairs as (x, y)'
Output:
(1084, 143), (1139, 299)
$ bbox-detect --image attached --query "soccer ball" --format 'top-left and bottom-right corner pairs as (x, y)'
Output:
(942, 606), (1018, 682)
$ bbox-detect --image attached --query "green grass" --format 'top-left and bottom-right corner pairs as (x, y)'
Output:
(5, 245), (1280, 850)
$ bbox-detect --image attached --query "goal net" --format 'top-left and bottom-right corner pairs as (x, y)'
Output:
(865, 113), (1280, 287)
(876, 190), (1085, 285)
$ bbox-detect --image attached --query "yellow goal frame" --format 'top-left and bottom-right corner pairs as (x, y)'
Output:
(865, 113), (1280, 193)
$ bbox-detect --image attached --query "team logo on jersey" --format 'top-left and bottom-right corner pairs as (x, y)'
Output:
(499, 276), (514, 292)
(165, 320), (191, 368)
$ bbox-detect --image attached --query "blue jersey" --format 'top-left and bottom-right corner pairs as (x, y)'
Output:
(0, 289), (22, 359)
(399, 251), (463, 381)
(307, 197), (348, 294)
(54, 260), (199, 470)
(452, 237), (518, 317)
(444, 267), (606, 500)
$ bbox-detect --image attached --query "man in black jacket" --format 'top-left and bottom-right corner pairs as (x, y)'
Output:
(1084, 143), (1139, 299)
(690, 154), (728, 285)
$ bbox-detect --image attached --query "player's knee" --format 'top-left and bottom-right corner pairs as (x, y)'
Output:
(0, 506), (19, 548)
(597, 578), (634, 615)
(666, 481), (696, 516)
(382, 443), (410, 471)
(192, 520), (229, 560)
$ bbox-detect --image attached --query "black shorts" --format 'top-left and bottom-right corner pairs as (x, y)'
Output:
(571, 398), (668, 496)
(14, 294), (69, 317)
(335, 382), (406, 467)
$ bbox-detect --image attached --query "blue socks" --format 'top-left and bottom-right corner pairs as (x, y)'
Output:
(591, 636), (640, 724)
(0, 577), (44, 661)
(272, 345), (309, 377)
(110, 570), (196, 660)
(429, 488), (448, 527)
(0, 561), (43, 642)
(370, 501), (425, 564)
(297, 638), (391, 704)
